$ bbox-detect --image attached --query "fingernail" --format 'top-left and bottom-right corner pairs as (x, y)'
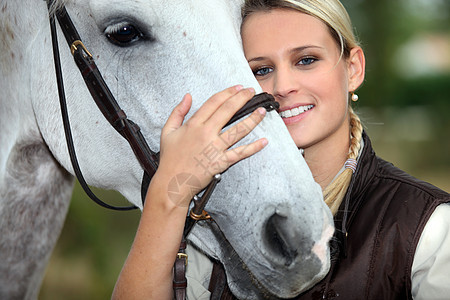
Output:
(261, 138), (268, 147)
(235, 85), (243, 91)
(257, 107), (266, 115)
(248, 87), (255, 93)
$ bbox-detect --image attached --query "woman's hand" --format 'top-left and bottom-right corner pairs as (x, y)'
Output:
(112, 86), (267, 300)
(155, 85), (268, 207)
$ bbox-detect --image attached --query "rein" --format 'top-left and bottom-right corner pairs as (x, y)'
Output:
(46, 1), (278, 298)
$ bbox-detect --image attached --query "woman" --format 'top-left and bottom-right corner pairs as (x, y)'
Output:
(113, 0), (450, 299)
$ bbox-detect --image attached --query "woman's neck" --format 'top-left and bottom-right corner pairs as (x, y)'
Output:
(303, 123), (350, 190)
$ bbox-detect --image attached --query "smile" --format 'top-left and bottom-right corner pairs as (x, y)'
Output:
(279, 105), (314, 118)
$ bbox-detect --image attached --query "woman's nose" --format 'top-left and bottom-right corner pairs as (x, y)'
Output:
(273, 67), (298, 100)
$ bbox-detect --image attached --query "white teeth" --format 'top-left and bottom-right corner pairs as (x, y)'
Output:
(279, 105), (314, 118)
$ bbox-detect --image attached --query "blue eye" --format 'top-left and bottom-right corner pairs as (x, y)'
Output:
(298, 57), (316, 65)
(254, 67), (273, 76)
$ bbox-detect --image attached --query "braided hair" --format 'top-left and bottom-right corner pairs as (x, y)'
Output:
(323, 106), (363, 215)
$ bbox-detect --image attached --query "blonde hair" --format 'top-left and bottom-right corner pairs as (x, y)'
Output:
(323, 107), (363, 215)
(242, 0), (361, 59)
(242, 0), (364, 215)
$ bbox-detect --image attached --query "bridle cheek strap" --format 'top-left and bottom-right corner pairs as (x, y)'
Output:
(48, 1), (159, 210)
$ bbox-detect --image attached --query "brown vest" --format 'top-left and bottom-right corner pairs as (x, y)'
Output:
(212, 133), (449, 299)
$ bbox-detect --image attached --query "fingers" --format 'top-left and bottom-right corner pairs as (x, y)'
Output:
(191, 134), (268, 183)
(162, 93), (192, 135)
(223, 137), (268, 167)
(205, 87), (256, 128)
(219, 107), (266, 148)
(158, 86), (268, 194)
(189, 85), (253, 126)
(205, 107), (267, 173)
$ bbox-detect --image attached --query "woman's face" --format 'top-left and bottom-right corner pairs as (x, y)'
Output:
(242, 9), (356, 151)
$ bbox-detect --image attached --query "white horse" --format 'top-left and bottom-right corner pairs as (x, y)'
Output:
(0, 0), (334, 299)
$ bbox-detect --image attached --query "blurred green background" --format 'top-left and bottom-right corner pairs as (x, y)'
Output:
(39, 0), (449, 299)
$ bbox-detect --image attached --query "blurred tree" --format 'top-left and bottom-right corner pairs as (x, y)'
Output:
(347, 0), (449, 107)
(345, 0), (449, 180)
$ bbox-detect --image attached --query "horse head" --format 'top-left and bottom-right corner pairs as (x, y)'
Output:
(1, 0), (333, 298)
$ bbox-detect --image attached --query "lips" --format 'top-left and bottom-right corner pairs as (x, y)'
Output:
(279, 104), (314, 118)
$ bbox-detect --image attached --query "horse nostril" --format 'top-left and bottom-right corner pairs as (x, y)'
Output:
(264, 212), (305, 266)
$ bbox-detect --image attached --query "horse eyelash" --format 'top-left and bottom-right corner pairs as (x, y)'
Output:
(104, 21), (133, 35)
(103, 20), (155, 46)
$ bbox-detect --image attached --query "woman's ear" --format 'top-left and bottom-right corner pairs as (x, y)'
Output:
(347, 47), (366, 91)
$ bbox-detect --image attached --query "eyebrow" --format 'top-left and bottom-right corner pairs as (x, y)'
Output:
(247, 45), (324, 63)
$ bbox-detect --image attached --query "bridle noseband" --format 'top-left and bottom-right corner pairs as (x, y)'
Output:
(46, 0), (278, 297)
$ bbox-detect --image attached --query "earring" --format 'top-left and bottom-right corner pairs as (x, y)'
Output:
(351, 92), (359, 102)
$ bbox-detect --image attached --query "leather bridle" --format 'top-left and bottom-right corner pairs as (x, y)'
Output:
(46, 0), (278, 297)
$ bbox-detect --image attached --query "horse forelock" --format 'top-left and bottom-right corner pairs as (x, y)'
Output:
(48, 0), (72, 16)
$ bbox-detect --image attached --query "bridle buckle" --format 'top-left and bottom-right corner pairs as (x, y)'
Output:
(189, 209), (211, 221)
(176, 253), (188, 266)
(70, 40), (92, 58)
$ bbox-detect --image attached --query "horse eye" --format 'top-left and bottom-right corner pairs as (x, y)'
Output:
(105, 22), (144, 46)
